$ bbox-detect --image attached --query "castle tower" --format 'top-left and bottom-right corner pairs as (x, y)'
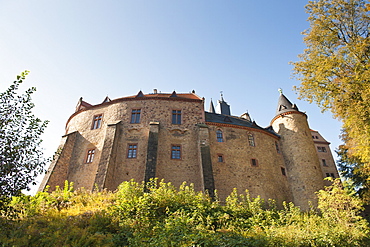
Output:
(271, 92), (324, 210)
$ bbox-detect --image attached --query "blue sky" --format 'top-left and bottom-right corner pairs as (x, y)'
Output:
(0, 1), (342, 193)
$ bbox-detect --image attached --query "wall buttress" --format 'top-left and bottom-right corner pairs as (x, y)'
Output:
(144, 122), (160, 184)
(94, 121), (121, 190)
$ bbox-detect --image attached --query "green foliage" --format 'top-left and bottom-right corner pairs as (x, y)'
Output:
(0, 179), (369, 246)
(337, 141), (370, 203)
(0, 71), (49, 198)
(291, 0), (370, 200)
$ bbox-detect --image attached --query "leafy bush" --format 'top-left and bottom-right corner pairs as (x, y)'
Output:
(0, 179), (369, 246)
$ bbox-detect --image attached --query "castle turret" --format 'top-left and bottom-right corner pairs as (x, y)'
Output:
(216, 92), (231, 115)
(209, 99), (216, 113)
(271, 91), (324, 210)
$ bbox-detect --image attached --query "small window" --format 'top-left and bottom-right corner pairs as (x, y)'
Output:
(216, 130), (224, 142)
(322, 159), (328, 166)
(172, 110), (182, 124)
(92, 114), (103, 129)
(85, 149), (95, 163)
(275, 141), (280, 153)
(251, 158), (258, 167)
(317, 146), (327, 152)
(326, 173), (335, 178)
(217, 154), (224, 162)
(248, 133), (255, 147)
(130, 109), (141, 123)
(171, 145), (181, 159)
(281, 167), (286, 176)
(127, 144), (138, 158)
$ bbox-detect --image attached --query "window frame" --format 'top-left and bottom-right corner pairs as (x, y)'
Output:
(281, 167), (286, 176)
(216, 129), (224, 142)
(127, 143), (138, 159)
(217, 154), (224, 162)
(326, 173), (335, 178)
(171, 144), (182, 160)
(318, 146), (327, 152)
(130, 109), (141, 124)
(251, 158), (258, 167)
(91, 114), (103, 130)
(275, 141), (280, 153)
(172, 109), (182, 124)
(322, 159), (328, 166)
(85, 148), (95, 163)
(248, 133), (255, 147)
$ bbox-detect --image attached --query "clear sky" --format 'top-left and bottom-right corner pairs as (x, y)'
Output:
(0, 1), (342, 194)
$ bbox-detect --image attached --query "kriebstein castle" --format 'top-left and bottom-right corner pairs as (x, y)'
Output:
(39, 89), (339, 210)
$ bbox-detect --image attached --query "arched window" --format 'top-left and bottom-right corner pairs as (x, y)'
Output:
(248, 133), (255, 147)
(216, 130), (223, 142)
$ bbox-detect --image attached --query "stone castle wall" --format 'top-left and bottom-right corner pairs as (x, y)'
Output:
(272, 112), (325, 210)
(40, 92), (337, 207)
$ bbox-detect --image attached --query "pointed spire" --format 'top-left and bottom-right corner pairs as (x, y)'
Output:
(220, 91), (225, 102)
(136, 90), (144, 98)
(170, 90), (177, 97)
(102, 96), (111, 103)
(209, 99), (216, 113)
(275, 91), (299, 115)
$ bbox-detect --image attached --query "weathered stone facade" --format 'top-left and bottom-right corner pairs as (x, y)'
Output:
(39, 90), (339, 210)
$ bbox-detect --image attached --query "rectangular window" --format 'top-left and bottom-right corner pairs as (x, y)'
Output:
(326, 173), (335, 178)
(322, 159), (328, 166)
(92, 114), (103, 129)
(216, 130), (223, 142)
(171, 145), (181, 159)
(130, 109), (141, 123)
(127, 144), (138, 158)
(172, 110), (182, 124)
(251, 158), (258, 167)
(85, 149), (95, 163)
(281, 167), (286, 176)
(275, 141), (280, 153)
(317, 146), (327, 152)
(218, 154), (224, 162)
(248, 133), (255, 147)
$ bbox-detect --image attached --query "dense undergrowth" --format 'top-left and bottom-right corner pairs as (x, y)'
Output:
(0, 179), (369, 246)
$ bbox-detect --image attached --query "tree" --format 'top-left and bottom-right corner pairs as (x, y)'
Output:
(291, 0), (370, 199)
(0, 71), (48, 198)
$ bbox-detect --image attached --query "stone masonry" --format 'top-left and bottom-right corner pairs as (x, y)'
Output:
(39, 90), (340, 209)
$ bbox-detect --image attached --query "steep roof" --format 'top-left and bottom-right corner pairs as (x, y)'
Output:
(275, 93), (299, 115)
(209, 99), (216, 113)
(123, 91), (201, 100)
(205, 112), (279, 137)
(216, 93), (231, 115)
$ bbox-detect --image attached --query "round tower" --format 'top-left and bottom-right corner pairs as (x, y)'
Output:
(271, 92), (324, 210)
